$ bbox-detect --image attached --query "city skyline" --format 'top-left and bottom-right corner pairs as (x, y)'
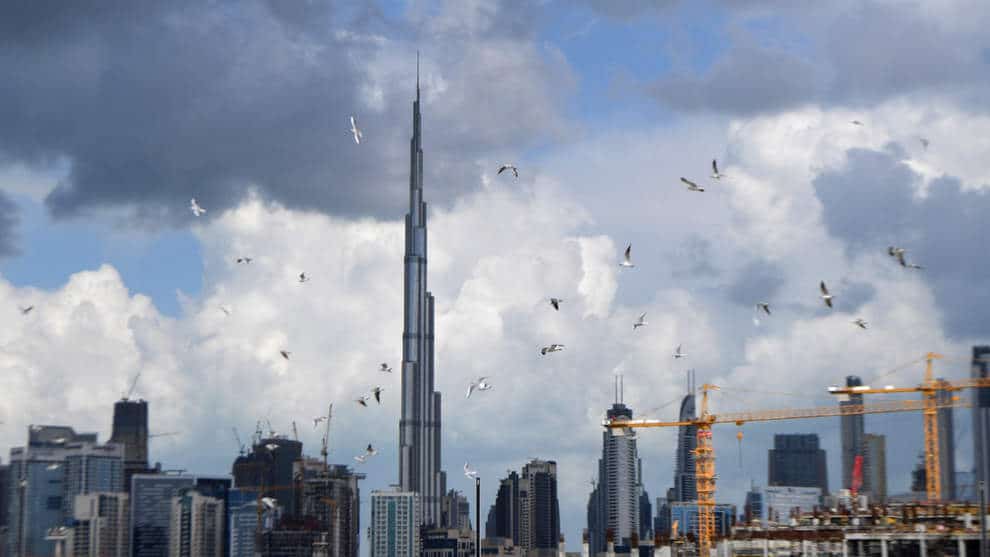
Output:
(1, 0), (990, 553)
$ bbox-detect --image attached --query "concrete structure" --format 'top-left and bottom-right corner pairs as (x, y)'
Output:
(862, 433), (887, 503)
(130, 474), (231, 557)
(742, 486), (821, 524)
(296, 464), (363, 557)
(422, 528), (475, 557)
(231, 437), (302, 519)
(767, 434), (828, 493)
(109, 399), (150, 492)
(840, 375), (866, 493)
(972, 346), (990, 495)
(440, 490), (471, 532)
(398, 68), (447, 528)
(6, 425), (122, 557)
(369, 489), (420, 557)
(667, 502), (733, 539)
(168, 488), (223, 557)
(587, 389), (642, 554)
(68, 493), (129, 557)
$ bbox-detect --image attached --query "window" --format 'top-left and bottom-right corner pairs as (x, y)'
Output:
(47, 496), (63, 510)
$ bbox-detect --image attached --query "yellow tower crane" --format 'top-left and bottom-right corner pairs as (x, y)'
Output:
(604, 384), (966, 557)
(826, 352), (990, 501)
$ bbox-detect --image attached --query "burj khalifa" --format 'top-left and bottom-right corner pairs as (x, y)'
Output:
(399, 68), (446, 527)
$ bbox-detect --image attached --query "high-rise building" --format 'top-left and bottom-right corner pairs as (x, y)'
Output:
(232, 437), (303, 519)
(228, 489), (263, 557)
(131, 474), (231, 557)
(935, 379), (956, 500)
(667, 502), (734, 538)
(369, 490), (420, 557)
(972, 346), (990, 493)
(422, 528), (475, 557)
(862, 433), (887, 504)
(840, 375), (866, 491)
(672, 372), (697, 503)
(767, 434), (828, 493)
(109, 398), (150, 492)
(520, 459), (560, 556)
(440, 490), (471, 532)
(1, 459), (10, 529)
(169, 488), (224, 557)
(742, 486), (820, 524)
(398, 68), (447, 528)
(69, 492), (130, 557)
(587, 384), (642, 554)
(6, 425), (122, 557)
(488, 471), (521, 545)
(296, 465), (363, 557)
(637, 492), (651, 542)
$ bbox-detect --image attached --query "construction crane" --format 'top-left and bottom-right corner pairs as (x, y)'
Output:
(292, 421), (299, 442)
(321, 403), (333, 468)
(121, 371), (141, 400)
(232, 427), (246, 455)
(604, 383), (966, 557)
(148, 431), (179, 440)
(826, 352), (990, 501)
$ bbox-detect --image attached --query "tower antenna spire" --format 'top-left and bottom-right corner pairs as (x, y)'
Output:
(416, 51), (420, 99)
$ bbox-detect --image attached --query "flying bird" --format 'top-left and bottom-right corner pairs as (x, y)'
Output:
(756, 302), (771, 315)
(633, 313), (648, 330)
(619, 244), (635, 268)
(265, 443), (279, 452)
(280, 350), (291, 360)
(920, 137), (930, 150)
(464, 462), (479, 479)
(313, 416), (327, 429)
(680, 177), (705, 192)
(219, 305), (232, 316)
(549, 298), (563, 311)
(354, 454), (367, 464)
(190, 198), (206, 217)
(236, 257), (252, 264)
(379, 363), (392, 373)
(261, 497), (277, 510)
(355, 396), (370, 407)
(372, 386), (384, 404)
(46, 463), (60, 471)
(710, 159), (725, 180)
(349, 116), (363, 144)
(673, 344), (687, 359)
(466, 377), (492, 399)
(540, 344), (565, 355)
(298, 272), (309, 283)
(852, 318), (869, 329)
(497, 164), (519, 178)
(820, 281), (833, 308)
(888, 246), (923, 269)
(850, 120), (864, 126)
(365, 443), (377, 456)
(18, 305), (34, 315)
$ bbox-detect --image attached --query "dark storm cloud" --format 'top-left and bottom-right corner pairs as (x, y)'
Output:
(0, 1), (569, 223)
(814, 146), (990, 338)
(646, 1), (990, 114)
(0, 191), (20, 257)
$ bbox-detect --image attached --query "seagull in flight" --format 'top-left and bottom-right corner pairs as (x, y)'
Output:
(261, 497), (277, 510)
(549, 298), (563, 311)
(355, 445), (377, 463)
(888, 246), (923, 269)
(265, 443), (279, 452)
(313, 416), (327, 429)
(756, 302), (771, 315)
(464, 462), (479, 479)
(355, 395), (370, 407)
(46, 463), (61, 471)
(920, 138), (930, 150)
(236, 257), (252, 264)
(680, 177), (705, 192)
(852, 318), (869, 329)
(673, 344), (686, 359)
(219, 305), (232, 316)
(850, 120), (864, 126)
(540, 344), (565, 355)
(280, 350), (291, 360)
(820, 281), (834, 308)
(379, 363), (392, 373)
(190, 198), (206, 217)
(349, 116), (363, 144)
(466, 377), (492, 399)
(18, 305), (34, 315)
(633, 313), (648, 330)
(497, 164), (519, 178)
(372, 386), (384, 404)
(619, 244), (635, 268)
(710, 159), (726, 180)
(298, 272), (309, 283)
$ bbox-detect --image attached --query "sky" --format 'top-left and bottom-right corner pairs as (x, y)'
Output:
(2, 0), (990, 550)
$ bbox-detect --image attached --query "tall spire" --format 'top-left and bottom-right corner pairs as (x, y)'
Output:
(416, 50), (420, 100)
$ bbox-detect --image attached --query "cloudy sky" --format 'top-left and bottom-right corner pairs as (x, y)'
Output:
(2, 0), (990, 548)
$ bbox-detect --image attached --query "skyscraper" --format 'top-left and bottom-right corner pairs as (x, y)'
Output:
(231, 437), (302, 519)
(587, 382), (641, 554)
(169, 488), (224, 557)
(296, 464), (363, 557)
(840, 375), (865, 491)
(672, 372), (697, 503)
(862, 433), (887, 503)
(767, 434), (828, 493)
(109, 398), (150, 492)
(131, 474), (231, 557)
(972, 346), (990, 493)
(70, 492), (130, 557)
(488, 471), (521, 545)
(935, 379), (956, 500)
(520, 459), (560, 556)
(370, 490), (421, 557)
(398, 66), (446, 527)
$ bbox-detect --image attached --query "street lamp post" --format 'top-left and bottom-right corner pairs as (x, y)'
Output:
(476, 476), (481, 557)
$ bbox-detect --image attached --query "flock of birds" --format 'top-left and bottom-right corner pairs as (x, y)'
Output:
(14, 112), (932, 488)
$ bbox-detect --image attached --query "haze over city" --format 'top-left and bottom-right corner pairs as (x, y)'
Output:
(1, 1), (990, 556)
